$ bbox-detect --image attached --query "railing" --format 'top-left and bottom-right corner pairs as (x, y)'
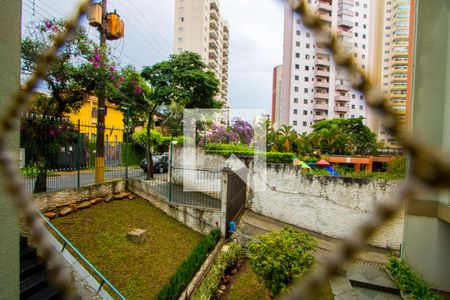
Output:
(37, 210), (126, 300)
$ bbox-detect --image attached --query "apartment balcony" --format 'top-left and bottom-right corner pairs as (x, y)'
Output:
(319, 13), (332, 24)
(222, 55), (228, 64)
(391, 59), (408, 67)
(209, 58), (218, 70)
(318, 1), (332, 12)
(211, 0), (219, 11)
(210, 19), (219, 30)
(315, 58), (331, 66)
(337, 30), (353, 39)
(338, 19), (354, 28)
(335, 84), (351, 91)
(315, 69), (330, 77)
(334, 105), (350, 113)
(338, 0), (354, 5)
(223, 39), (229, 48)
(338, 8), (354, 17)
(313, 115), (327, 122)
(209, 38), (219, 49)
(209, 48), (218, 59)
(210, 9), (219, 21)
(316, 47), (329, 56)
(209, 29), (218, 40)
(335, 95), (350, 102)
(223, 49), (229, 57)
(313, 103), (329, 110)
(314, 93), (329, 100)
(315, 81), (330, 88)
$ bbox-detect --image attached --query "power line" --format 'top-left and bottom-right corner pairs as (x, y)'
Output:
(108, 0), (170, 58)
(126, 0), (173, 50)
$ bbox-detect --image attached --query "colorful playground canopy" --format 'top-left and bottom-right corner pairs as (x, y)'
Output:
(315, 159), (331, 166)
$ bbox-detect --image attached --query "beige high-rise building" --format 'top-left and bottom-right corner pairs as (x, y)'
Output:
(278, 0), (380, 133)
(173, 0), (230, 108)
(377, 0), (411, 146)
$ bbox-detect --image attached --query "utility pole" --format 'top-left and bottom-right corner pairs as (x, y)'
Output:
(95, 0), (108, 183)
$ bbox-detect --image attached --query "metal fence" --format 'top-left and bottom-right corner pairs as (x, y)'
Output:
(145, 165), (222, 209)
(20, 113), (146, 194)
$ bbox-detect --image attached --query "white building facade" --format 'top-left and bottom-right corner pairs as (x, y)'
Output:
(173, 0), (230, 108)
(279, 0), (378, 133)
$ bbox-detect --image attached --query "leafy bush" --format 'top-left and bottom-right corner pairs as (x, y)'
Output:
(386, 156), (406, 179)
(386, 257), (442, 300)
(192, 242), (242, 300)
(248, 227), (317, 296)
(156, 229), (221, 300)
(205, 143), (250, 152)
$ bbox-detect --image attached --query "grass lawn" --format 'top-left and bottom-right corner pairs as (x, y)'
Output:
(52, 197), (203, 299)
(228, 261), (333, 300)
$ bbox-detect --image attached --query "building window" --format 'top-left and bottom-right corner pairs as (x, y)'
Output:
(352, 104), (355, 109)
(303, 110), (307, 115)
(305, 77), (309, 82)
(355, 32), (358, 37)
(295, 75), (299, 80)
(359, 105), (363, 110)
(363, 34), (366, 39)
(363, 24), (367, 29)
(296, 41), (300, 47)
(178, 27), (184, 32)
(178, 37), (183, 42)
(305, 66), (309, 71)
(294, 98), (299, 103)
(306, 32), (311, 37)
(354, 43), (358, 47)
(306, 43), (310, 48)
(355, 12), (359, 17)
(305, 54), (310, 59)
(304, 99), (308, 104)
(295, 52), (300, 58)
(294, 87), (299, 92)
(294, 109), (298, 115)
(360, 95), (364, 100)
(297, 19), (301, 24)
(293, 121), (298, 126)
(295, 64), (300, 69)
(296, 30), (301, 36)
(304, 88), (308, 93)
(362, 45), (366, 49)
(352, 94), (356, 99)
(303, 121), (307, 126)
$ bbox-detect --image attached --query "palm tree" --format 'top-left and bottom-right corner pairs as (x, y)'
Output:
(277, 125), (298, 152)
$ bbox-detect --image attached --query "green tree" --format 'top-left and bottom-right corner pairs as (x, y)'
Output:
(277, 125), (298, 152)
(248, 228), (317, 297)
(140, 51), (221, 178)
(311, 117), (377, 155)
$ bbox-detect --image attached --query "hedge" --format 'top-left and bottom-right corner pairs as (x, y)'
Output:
(156, 229), (221, 300)
(386, 257), (442, 300)
(205, 149), (296, 164)
(192, 242), (242, 300)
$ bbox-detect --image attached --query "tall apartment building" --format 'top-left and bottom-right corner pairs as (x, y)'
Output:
(173, 0), (230, 108)
(272, 65), (283, 128)
(278, 0), (378, 133)
(377, 0), (411, 146)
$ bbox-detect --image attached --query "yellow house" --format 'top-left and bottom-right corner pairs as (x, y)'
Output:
(67, 96), (125, 143)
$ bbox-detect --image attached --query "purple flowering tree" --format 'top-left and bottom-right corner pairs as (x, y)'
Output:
(204, 118), (253, 145)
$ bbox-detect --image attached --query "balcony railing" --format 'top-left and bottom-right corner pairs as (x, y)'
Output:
(338, 8), (354, 17)
(335, 84), (351, 91)
(338, 19), (354, 28)
(320, 13), (332, 23)
(316, 58), (331, 66)
(210, 19), (219, 30)
(318, 2), (332, 12)
(338, 0), (355, 5)
(315, 69), (330, 77)
(337, 30), (353, 38)
(334, 105), (350, 113)
(335, 95), (350, 102)
(313, 115), (327, 121)
(210, 9), (219, 21)
(313, 103), (329, 110)
(314, 92), (329, 100)
(315, 81), (330, 88)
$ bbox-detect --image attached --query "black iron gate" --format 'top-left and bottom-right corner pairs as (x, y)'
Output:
(226, 168), (247, 235)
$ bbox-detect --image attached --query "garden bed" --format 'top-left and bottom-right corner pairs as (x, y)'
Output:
(51, 197), (204, 299)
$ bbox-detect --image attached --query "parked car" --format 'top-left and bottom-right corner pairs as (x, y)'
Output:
(140, 155), (169, 173)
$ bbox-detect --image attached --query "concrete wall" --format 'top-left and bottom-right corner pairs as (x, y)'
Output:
(172, 147), (405, 249)
(0, 0), (21, 298)
(129, 179), (221, 235)
(33, 180), (126, 212)
(248, 165), (404, 249)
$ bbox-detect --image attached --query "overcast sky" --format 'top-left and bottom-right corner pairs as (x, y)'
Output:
(22, 0), (285, 115)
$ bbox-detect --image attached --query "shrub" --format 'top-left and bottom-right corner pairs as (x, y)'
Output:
(386, 257), (442, 300)
(386, 156), (406, 179)
(156, 229), (221, 300)
(192, 242), (242, 300)
(248, 227), (317, 296)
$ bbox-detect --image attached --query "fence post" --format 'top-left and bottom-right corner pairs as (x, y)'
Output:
(168, 141), (175, 203)
(220, 168), (229, 237)
(124, 108), (129, 180)
(77, 119), (81, 188)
